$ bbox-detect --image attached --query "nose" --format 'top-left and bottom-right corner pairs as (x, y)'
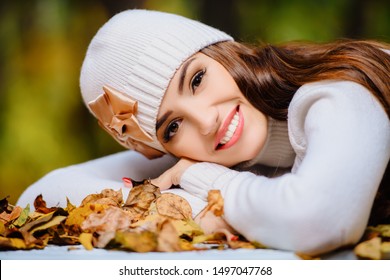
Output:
(187, 105), (219, 136)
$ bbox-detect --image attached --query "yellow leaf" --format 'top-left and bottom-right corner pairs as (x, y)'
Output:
(171, 218), (203, 237)
(115, 230), (157, 252)
(192, 233), (226, 245)
(0, 221), (5, 235)
(354, 237), (382, 260)
(65, 198), (76, 213)
(65, 203), (107, 227)
(367, 224), (390, 238)
(380, 242), (390, 259)
(156, 193), (192, 220)
(0, 236), (26, 249)
(79, 233), (94, 250)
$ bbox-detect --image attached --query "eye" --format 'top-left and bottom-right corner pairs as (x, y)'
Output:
(191, 69), (206, 92)
(163, 118), (182, 143)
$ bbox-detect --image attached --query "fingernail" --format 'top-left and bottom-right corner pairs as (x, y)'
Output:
(230, 235), (239, 241)
(122, 177), (133, 188)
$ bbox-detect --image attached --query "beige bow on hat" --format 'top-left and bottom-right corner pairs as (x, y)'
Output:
(88, 86), (154, 150)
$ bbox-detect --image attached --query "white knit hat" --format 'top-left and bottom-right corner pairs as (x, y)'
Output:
(80, 9), (233, 152)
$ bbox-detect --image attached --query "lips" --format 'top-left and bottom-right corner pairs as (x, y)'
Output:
(215, 106), (244, 150)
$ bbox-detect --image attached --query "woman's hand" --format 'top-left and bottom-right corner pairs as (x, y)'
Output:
(151, 158), (197, 190)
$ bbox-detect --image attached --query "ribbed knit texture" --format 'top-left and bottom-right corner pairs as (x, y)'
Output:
(80, 10), (233, 152)
(245, 117), (295, 168)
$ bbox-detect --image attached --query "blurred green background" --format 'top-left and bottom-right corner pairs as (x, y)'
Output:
(1, 0), (389, 204)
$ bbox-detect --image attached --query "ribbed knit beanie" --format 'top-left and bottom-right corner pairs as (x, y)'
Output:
(80, 9), (233, 152)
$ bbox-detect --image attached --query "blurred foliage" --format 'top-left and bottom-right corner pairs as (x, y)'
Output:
(0, 0), (389, 204)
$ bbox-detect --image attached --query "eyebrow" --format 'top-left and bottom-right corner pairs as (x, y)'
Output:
(178, 57), (196, 93)
(155, 57), (197, 133)
(155, 110), (173, 133)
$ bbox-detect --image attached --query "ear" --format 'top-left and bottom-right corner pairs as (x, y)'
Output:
(133, 141), (165, 159)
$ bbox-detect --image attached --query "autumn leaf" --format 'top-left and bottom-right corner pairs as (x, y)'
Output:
(65, 203), (108, 227)
(65, 198), (76, 213)
(156, 219), (183, 252)
(81, 206), (133, 248)
(0, 236), (27, 250)
(34, 194), (59, 214)
(200, 190), (224, 217)
(354, 237), (382, 260)
(114, 230), (158, 252)
(381, 242), (390, 259)
(29, 216), (67, 235)
(0, 206), (22, 224)
(123, 181), (161, 222)
(367, 224), (390, 238)
(0, 221), (5, 235)
(13, 204), (30, 227)
(170, 218), (203, 238)
(81, 189), (123, 207)
(79, 232), (94, 250)
(156, 193), (192, 220)
(0, 197), (12, 214)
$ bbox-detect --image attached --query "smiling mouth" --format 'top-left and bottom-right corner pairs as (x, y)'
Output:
(215, 106), (243, 150)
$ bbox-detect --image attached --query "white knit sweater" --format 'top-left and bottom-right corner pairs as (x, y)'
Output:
(17, 80), (390, 255)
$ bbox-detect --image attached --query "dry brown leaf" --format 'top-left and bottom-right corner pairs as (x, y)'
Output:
(81, 206), (133, 248)
(201, 190), (224, 217)
(81, 189), (123, 207)
(81, 206), (132, 233)
(0, 206), (22, 224)
(156, 193), (192, 220)
(34, 194), (59, 214)
(123, 181), (161, 221)
(157, 219), (183, 252)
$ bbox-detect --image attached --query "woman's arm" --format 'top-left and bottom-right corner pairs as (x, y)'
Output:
(179, 81), (390, 255)
(17, 150), (178, 209)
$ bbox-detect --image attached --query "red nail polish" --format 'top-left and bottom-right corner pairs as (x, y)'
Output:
(230, 235), (239, 241)
(122, 177), (133, 188)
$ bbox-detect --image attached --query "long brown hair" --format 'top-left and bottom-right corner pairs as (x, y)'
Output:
(201, 40), (390, 225)
(201, 40), (390, 120)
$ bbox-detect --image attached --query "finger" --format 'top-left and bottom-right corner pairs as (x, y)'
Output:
(151, 175), (173, 191)
(122, 177), (133, 188)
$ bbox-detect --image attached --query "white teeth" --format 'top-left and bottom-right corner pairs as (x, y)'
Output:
(219, 112), (239, 145)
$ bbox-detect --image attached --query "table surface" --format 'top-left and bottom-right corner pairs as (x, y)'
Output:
(0, 245), (356, 260)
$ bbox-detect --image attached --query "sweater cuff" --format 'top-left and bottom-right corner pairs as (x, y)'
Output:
(180, 162), (238, 200)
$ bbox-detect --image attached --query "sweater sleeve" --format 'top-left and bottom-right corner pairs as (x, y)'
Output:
(180, 81), (390, 255)
(17, 151), (178, 209)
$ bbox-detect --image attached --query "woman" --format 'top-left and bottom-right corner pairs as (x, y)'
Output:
(17, 9), (390, 255)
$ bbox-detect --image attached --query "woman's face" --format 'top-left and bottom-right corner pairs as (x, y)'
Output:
(156, 53), (268, 167)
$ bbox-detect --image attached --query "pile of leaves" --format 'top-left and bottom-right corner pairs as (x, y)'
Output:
(353, 225), (390, 260)
(2, 182), (389, 259)
(0, 181), (261, 253)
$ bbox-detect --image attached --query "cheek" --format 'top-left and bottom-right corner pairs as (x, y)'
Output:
(163, 133), (199, 158)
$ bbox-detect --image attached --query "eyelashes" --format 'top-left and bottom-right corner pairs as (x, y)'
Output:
(162, 68), (206, 143)
(163, 118), (182, 143)
(191, 68), (206, 92)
